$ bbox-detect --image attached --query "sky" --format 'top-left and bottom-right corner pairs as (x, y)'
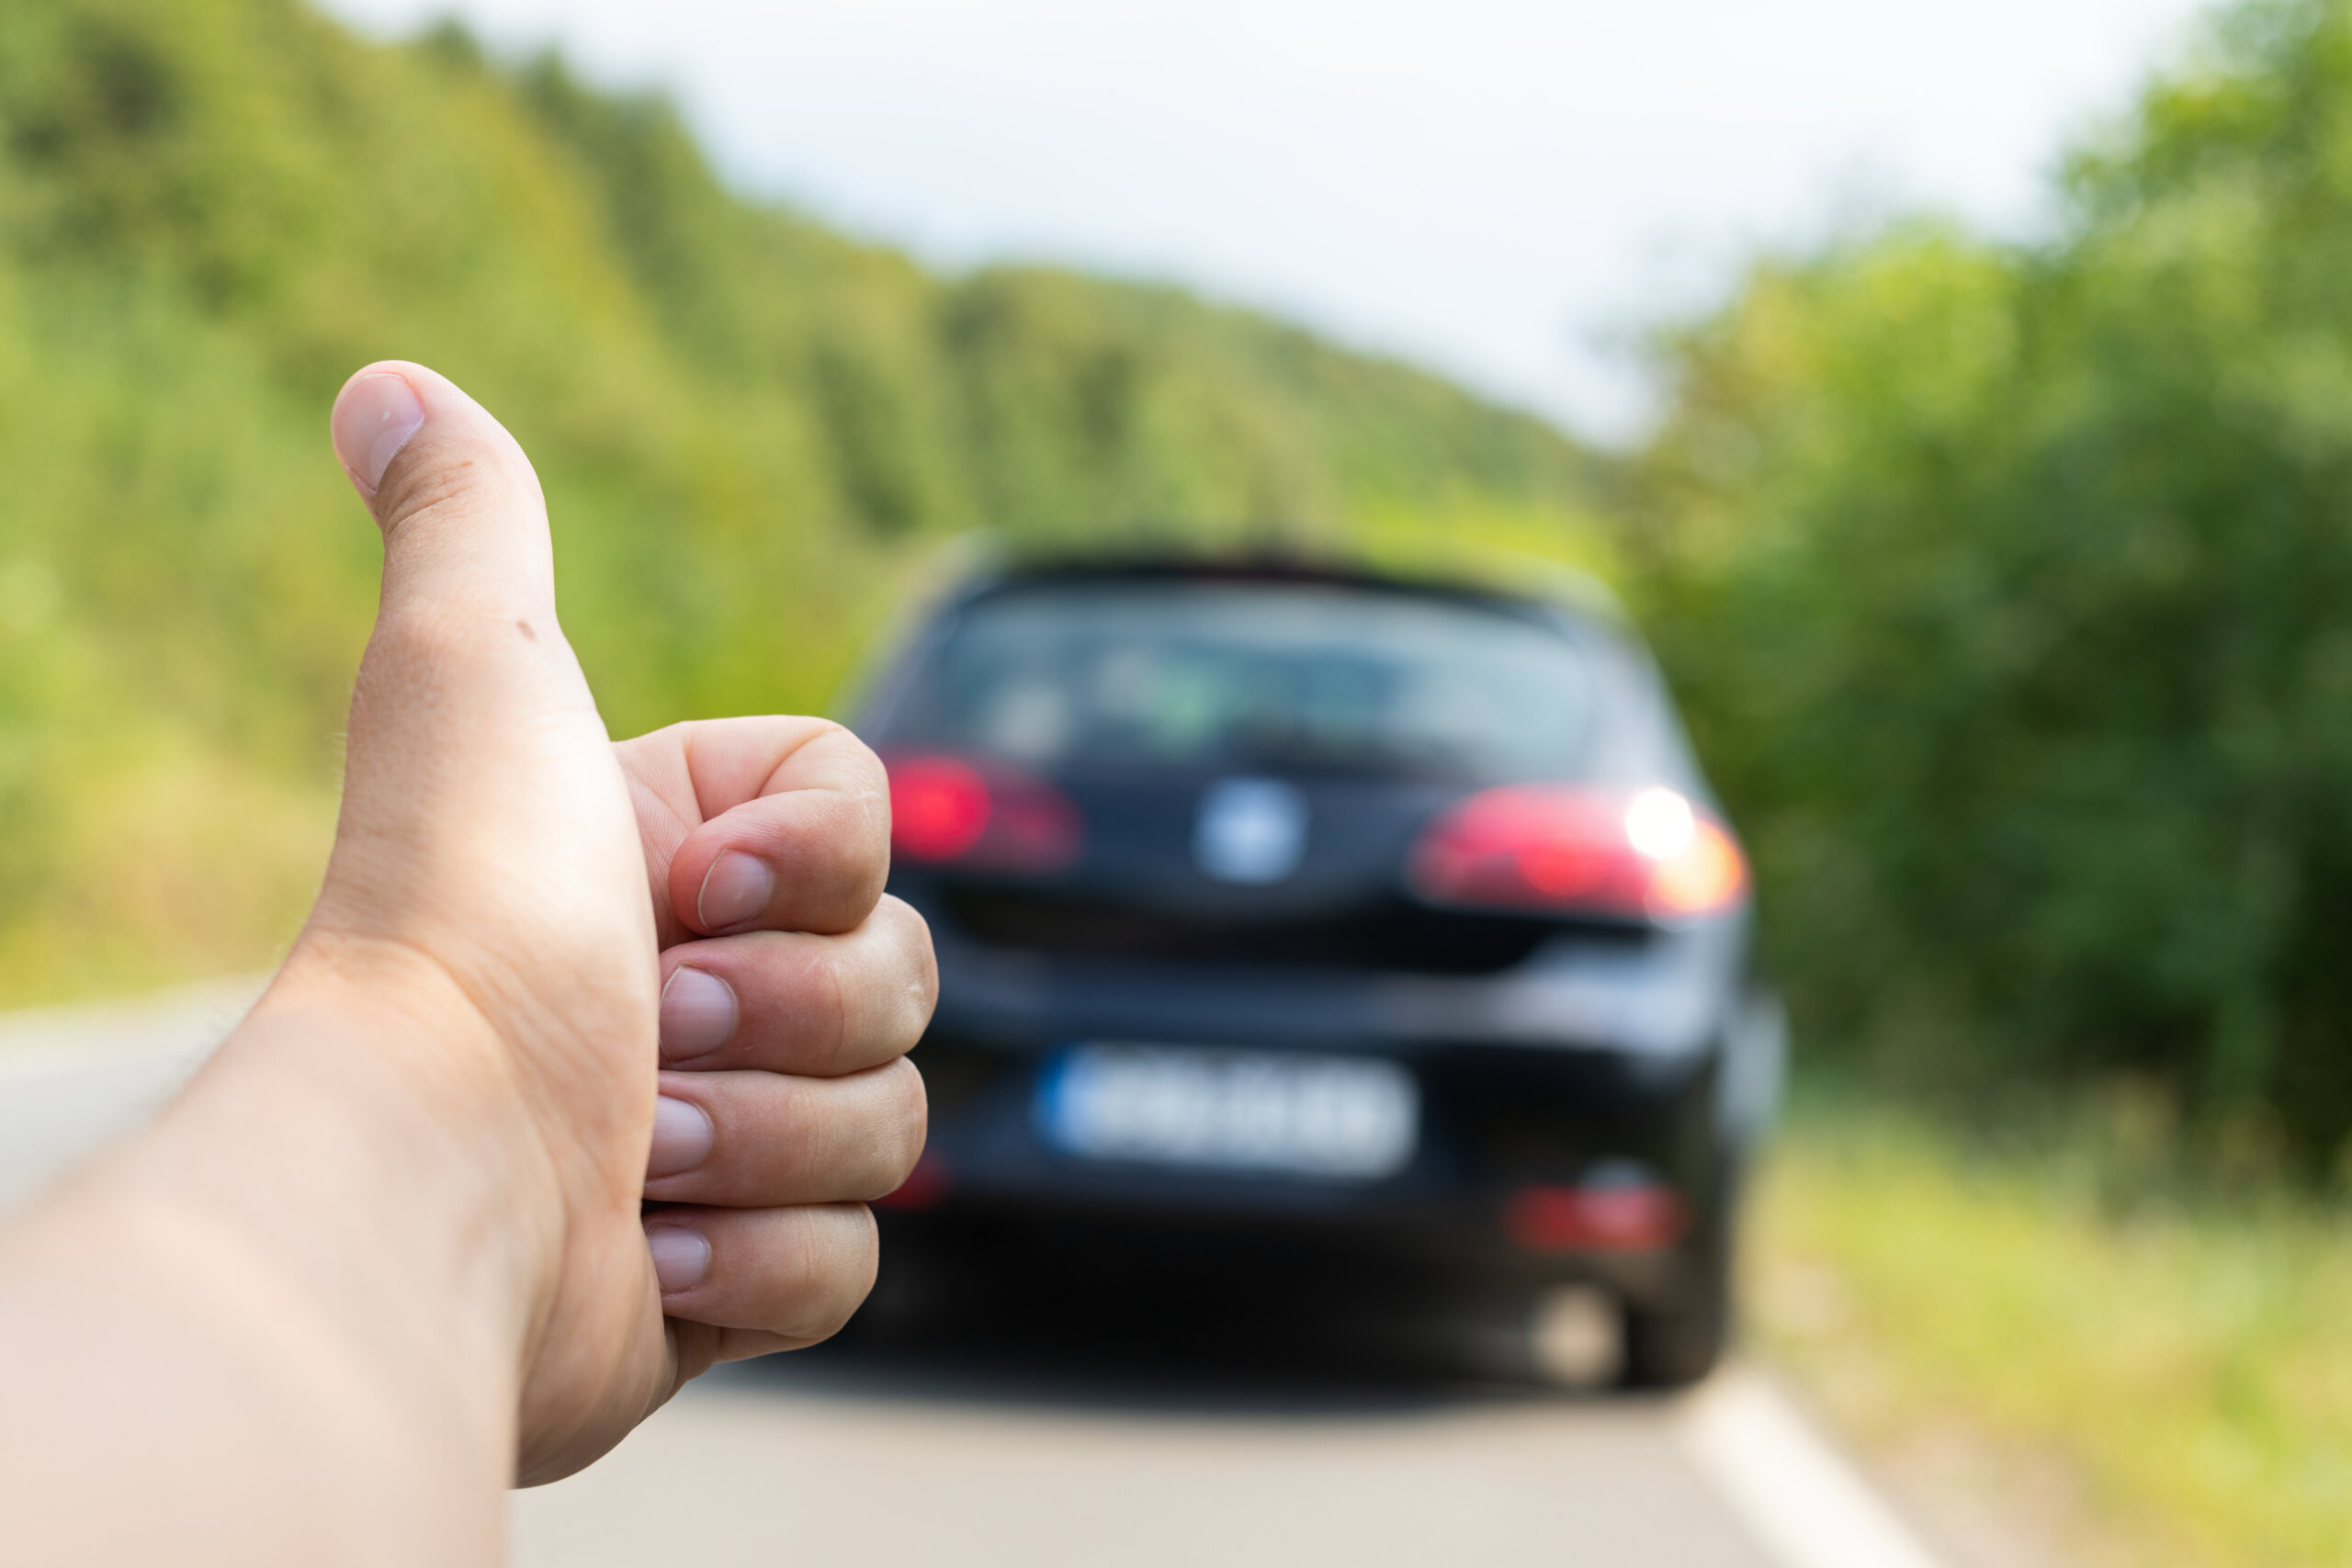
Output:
(322, 0), (2216, 442)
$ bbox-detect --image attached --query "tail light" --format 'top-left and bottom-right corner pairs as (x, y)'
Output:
(873, 1151), (953, 1212)
(885, 751), (1082, 873)
(1507, 1174), (1685, 1253)
(1408, 784), (1746, 921)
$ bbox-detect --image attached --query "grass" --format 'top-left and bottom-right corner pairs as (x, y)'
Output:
(1751, 1090), (2352, 1567)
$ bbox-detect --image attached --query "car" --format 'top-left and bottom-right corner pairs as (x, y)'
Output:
(852, 556), (1783, 1385)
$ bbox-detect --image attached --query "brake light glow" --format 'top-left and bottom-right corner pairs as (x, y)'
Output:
(1409, 784), (1746, 920)
(890, 755), (992, 860)
(886, 751), (1082, 872)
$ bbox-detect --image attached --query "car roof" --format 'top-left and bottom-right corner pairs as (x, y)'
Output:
(943, 554), (1626, 633)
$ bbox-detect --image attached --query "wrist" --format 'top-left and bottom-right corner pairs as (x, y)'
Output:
(0, 936), (567, 1562)
(137, 935), (561, 1469)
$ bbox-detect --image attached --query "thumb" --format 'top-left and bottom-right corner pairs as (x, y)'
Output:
(319, 363), (633, 956)
(331, 362), (555, 623)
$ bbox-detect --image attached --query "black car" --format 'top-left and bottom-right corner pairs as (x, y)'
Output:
(855, 559), (1782, 1385)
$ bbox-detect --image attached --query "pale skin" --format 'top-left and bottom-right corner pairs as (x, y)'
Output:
(0, 362), (935, 1564)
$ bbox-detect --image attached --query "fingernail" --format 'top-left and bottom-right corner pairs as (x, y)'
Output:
(660, 966), (739, 1061)
(330, 371), (426, 499)
(646, 1095), (716, 1179)
(647, 1225), (712, 1295)
(696, 851), (775, 931)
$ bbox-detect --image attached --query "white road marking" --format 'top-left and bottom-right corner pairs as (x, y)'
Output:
(1680, 1368), (1947, 1568)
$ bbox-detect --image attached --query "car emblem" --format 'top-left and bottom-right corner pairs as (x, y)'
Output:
(1193, 778), (1308, 885)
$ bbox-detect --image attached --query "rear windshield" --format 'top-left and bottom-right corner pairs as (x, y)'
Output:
(887, 581), (1598, 781)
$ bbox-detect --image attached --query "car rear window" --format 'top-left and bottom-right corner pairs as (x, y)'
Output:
(890, 581), (1598, 781)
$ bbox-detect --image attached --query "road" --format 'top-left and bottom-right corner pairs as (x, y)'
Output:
(0, 987), (1939, 1568)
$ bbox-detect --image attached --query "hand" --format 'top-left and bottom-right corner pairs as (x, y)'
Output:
(327, 363), (933, 1480)
(304, 363), (933, 1482)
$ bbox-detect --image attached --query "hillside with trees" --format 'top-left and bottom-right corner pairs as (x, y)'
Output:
(0, 0), (1602, 1003)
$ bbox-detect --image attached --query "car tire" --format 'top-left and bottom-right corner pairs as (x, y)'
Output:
(1621, 1216), (1733, 1388)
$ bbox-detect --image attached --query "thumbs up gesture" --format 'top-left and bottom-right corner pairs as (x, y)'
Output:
(322, 362), (935, 1482)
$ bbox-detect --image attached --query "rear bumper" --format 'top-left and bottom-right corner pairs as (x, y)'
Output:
(898, 1030), (1735, 1302)
(891, 891), (1765, 1303)
(877, 1200), (1705, 1307)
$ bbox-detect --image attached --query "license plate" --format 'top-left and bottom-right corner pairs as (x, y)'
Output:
(1036, 1043), (1419, 1179)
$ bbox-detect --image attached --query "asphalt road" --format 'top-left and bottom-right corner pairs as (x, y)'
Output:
(513, 1348), (1772, 1568)
(0, 986), (1939, 1568)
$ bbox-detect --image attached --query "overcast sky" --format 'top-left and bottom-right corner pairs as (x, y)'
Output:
(323, 0), (2214, 441)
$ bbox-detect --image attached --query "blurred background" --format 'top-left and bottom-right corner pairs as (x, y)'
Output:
(6, 0), (2352, 1562)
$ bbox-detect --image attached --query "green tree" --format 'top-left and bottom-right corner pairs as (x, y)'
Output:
(1635, 0), (2352, 1160)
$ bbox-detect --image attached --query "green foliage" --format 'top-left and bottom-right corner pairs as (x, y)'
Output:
(1760, 1094), (2352, 1567)
(0, 0), (1599, 1007)
(1634, 0), (2352, 1158)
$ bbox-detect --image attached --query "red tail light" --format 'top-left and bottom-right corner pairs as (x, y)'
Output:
(885, 751), (1082, 873)
(873, 1151), (953, 1212)
(1507, 1175), (1685, 1253)
(1409, 784), (1746, 920)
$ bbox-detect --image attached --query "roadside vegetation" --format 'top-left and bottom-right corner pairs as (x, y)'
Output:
(1632, 0), (2352, 1168)
(1757, 1096), (2352, 1568)
(1640, 6), (2352, 1554)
